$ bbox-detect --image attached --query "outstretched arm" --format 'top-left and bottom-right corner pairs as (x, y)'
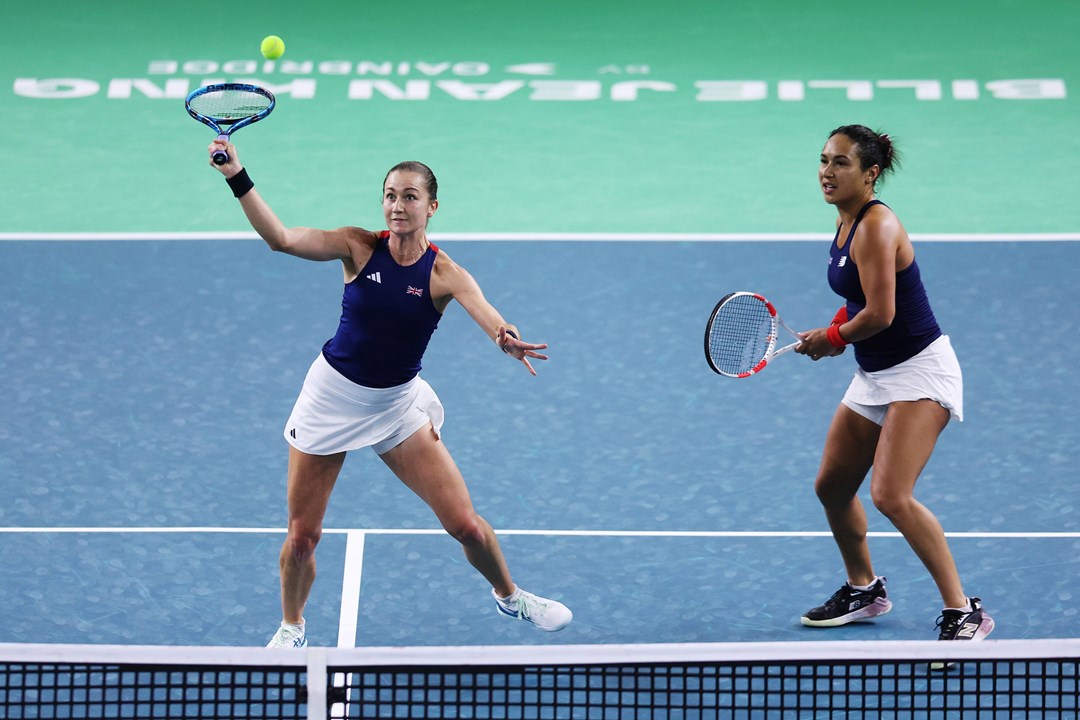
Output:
(207, 137), (368, 262)
(434, 253), (549, 376)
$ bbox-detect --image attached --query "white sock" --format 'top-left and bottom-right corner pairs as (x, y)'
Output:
(848, 578), (878, 591)
(282, 619), (305, 632)
(496, 587), (521, 604)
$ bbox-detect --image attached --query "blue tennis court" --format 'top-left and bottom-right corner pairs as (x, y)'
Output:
(2, 3), (1080, 717)
(2, 238), (1078, 649)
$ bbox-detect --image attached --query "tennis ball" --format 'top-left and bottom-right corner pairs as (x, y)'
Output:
(260, 35), (285, 60)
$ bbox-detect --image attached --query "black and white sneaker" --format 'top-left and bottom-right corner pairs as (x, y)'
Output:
(801, 577), (892, 627)
(930, 597), (995, 670)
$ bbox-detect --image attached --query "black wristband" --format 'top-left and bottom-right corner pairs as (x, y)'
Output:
(501, 328), (518, 353)
(226, 167), (254, 198)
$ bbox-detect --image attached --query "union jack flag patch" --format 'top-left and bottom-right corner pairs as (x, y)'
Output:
(406, 285), (424, 297)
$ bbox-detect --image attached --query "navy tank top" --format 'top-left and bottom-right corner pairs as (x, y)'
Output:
(827, 200), (941, 372)
(321, 232), (442, 388)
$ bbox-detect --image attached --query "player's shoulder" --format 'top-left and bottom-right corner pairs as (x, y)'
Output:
(344, 226), (382, 245)
(432, 245), (463, 276)
(334, 226), (379, 252)
(861, 202), (905, 237)
(331, 227), (380, 269)
(431, 246), (480, 295)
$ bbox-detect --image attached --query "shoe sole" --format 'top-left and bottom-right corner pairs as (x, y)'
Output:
(800, 598), (893, 627)
(930, 616), (995, 670)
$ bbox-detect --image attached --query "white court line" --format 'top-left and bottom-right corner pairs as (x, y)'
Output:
(1, 232), (1079, 242)
(0, 527), (1077, 538)
(337, 531), (365, 649)
(333, 531), (365, 720)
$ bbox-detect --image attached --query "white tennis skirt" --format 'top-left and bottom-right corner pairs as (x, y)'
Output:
(283, 353), (445, 456)
(842, 335), (964, 425)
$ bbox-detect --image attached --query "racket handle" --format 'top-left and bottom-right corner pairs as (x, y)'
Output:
(773, 341), (801, 358)
(212, 134), (229, 165)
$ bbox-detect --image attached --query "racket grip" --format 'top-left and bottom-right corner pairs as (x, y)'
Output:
(212, 134), (229, 165)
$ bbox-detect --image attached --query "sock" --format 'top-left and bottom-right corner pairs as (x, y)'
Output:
(848, 578), (878, 591)
(945, 601), (973, 613)
(282, 619), (305, 632)
(496, 587), (521, 604)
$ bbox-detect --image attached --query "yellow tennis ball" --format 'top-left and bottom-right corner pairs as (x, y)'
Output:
(260, 35), (285, 60)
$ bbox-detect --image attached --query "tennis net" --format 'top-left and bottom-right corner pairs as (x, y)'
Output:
(1, 639), (1078, 719)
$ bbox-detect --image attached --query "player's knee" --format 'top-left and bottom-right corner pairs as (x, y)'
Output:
(814, 473), (851, 508)
(870, 487), (910, 521)
(443, 513), (485, 547)
(285, 526), (322, 560)
(813, 478), (834, 506)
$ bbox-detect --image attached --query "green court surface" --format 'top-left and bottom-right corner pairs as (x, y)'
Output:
(1, 0), (1078, 236)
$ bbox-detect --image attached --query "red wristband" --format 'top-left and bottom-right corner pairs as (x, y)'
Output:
(826, 323), (848, 348)
(831, 306), (848, 326)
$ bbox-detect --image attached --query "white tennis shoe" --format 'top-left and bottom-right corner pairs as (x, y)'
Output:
(492, 587), (573, 632)
(266, 622), (307, 649)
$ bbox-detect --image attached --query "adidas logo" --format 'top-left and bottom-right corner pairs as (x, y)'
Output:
(289, 428), (296, 439)
(366, 271), (382, 284)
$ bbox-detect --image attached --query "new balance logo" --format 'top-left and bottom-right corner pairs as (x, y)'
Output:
(838, 256), (848, 267)
(366, 272), (382, 284)
(848, 600), (863, 611)
(957, 622), (979, 639)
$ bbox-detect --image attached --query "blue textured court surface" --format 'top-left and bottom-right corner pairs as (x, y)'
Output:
(2, 238), (1078, 648)
(2, 0), (1079, 657)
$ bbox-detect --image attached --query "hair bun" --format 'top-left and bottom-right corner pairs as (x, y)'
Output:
(879, 133), (894, 163)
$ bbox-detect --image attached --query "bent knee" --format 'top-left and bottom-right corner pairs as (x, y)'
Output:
(870, 490), (914, 520)
(443, 514), (486, 547)
(814, 472), (859, 508)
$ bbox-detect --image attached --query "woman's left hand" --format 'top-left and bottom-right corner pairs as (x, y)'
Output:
(498, 326), (549, 376)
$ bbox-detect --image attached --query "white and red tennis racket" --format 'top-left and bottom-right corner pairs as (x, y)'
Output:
(704, 291), (803, 378)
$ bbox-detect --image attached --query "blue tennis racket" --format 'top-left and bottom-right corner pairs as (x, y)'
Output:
(185, 83), (276, 165)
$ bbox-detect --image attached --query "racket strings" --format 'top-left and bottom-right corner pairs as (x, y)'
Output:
(188, 89), (272, 120)
(708, 296), (777, 375)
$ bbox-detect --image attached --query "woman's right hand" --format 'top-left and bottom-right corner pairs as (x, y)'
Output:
(208, 137), (242, 177)
(794, 328), (847, 361)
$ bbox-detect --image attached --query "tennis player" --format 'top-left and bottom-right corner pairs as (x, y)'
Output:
(793, 125), (993, 645)
(205, 139), (572, 648)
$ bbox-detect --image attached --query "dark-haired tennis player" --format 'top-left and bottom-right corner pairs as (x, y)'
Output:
(793, 125), (993, 647)
(205, 138), (572, 648)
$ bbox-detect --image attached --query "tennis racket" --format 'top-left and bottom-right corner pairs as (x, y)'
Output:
(185, 83), (276, 165)
(704, 291), (803, 378)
